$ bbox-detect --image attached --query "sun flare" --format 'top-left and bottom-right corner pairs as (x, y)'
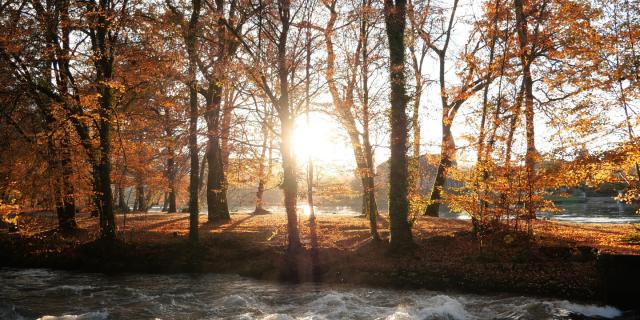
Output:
(292, 112), (354, 169)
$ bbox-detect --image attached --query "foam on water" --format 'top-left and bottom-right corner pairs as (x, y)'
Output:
(218, 294), (260, 309)
(0, 268), (631, 320)
(45, 285), (97, 294)
(37, 311), (109, 320)
(555, 301), (623, 318)
(261, 314), (296, 320)
(414, 295), (472, 320)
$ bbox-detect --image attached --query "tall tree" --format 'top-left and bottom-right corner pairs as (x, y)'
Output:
(304, 0), (315, 223)
(321, 0), (379, 239)
(239, 0), (305, 251)
(198, 0), (249, 223)
(513, 0), (537, 236)
(0, 0), (130, 239)
(410, 0), (490, 217)
(167, 0), (203, 242)
(384, 0), (413, 250)
(275, 0), (302, 251)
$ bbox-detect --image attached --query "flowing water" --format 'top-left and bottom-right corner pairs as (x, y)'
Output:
(0, 268), (634, 320)
(537, 197), (640, 224)
(221, 196), (640, 225)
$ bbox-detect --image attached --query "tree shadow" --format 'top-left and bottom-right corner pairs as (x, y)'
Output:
(555, 223), (621, 235)
(309, 219), (322, 282)
(136, 216), (187, 232)
(201, 214), (256, 233)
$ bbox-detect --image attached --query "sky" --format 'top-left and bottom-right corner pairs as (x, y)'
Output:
(287, 0), (639, 177)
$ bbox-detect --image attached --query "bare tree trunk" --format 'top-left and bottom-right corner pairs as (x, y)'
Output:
(503, 82), (524, 227)
(205, 84), (230, 223)
(255, 122), (270, 214)
(135, 184), (146, 212)
(117, 185), (129, 213)
(277, 0), (301, 251)
(163, 107), (178, 213)
(408, 45), (423, 217)
(514, 0), (536, 237)
(35, 0), (77, 232)
(162, 192), (169, 212)
(58, 136), (77, 231)
(206, 137), (230, 222)
(323, 0), (378, 227)
(221, 96), (233, 167)
(280, 111), (301, 251)
(384, 0), (413, 251)
(304, 8), (315, 223)
(186, 0), (202, 243)
(475, 0), (504, 231)
(423, 0), (459, 218)
(166, 145), (177, 213)
(425, 124), (454, 217)
(361, 0), (379, 240)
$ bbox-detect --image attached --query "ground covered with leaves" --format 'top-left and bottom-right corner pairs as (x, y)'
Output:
(2, 211), (640, 307)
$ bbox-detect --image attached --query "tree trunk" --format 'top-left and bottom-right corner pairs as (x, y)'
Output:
(89, 0), (118, 241)
(95, 86), (116, 240)
(424, 124), (455, 217)
(305, 13), (315, 223)
(255, 180), (266, 211)
(255, 124), (269, 213)
(280, 112), (301, 251)
(188, 82), (200, 243)
(204, 83), (231, 223)
(167, 186), (177, 214)
(57, 136), (77, 231)
(323, 0), (378, 228)
(384, 0), (413, 250)
(206, 137), (230, 222)
(419, 1), (457, 218)
(221, 97), (233, 167)
(361, 0), (379, 240)
(117, 185), (129, 213)
(276, 0), (301, 252)
(166, 131), (177, 213)
(162, 193), (168, 212)
(186, 0), (202, 243)
(514, 0), (536, 236)
(408, 71), (422, 216)
(135, 184), (146, 212)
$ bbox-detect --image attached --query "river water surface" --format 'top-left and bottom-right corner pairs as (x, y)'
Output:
(225, 196), (640, 225)
(0, 268), (634, 320)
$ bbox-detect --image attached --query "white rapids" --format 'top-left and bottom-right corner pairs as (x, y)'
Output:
(0, 268), (633, 320)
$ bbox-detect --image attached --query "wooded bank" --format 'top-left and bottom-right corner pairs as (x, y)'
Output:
(2, 212), (640, 309)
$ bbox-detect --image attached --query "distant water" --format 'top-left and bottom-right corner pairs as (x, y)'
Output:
(147, 196), (639, 224)
(538, 197), (640, 224)
(441, 197), (640, 224)
(231, 205), (362, 217)
(0, 268), (633, 319)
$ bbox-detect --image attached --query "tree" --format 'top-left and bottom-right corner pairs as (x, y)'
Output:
(409, 0), (487, 217)
(0, 0), (133, 240)
(167, 0), (203, 243)
(197, 0), (250, 223)
(321, 0), (380, 239)
(239, 0), (307, 251)
(384, 0), (413, 250)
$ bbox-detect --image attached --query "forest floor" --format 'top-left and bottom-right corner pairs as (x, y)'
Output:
(2, 211), (640, 307)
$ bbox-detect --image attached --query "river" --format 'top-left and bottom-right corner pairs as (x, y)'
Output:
(0, 268), (634, 320)
(224, 196), (640, 225)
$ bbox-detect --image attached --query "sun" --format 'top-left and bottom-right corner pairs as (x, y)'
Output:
(292, 112), (355, 169)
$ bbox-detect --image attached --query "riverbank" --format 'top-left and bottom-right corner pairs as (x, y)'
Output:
(2, 212), (640, 309)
